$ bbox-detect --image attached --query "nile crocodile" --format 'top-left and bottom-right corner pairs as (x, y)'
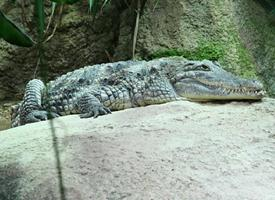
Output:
(11, 57), (265, 127)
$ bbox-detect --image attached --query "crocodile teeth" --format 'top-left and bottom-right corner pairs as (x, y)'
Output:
(222, 88), (263, 95)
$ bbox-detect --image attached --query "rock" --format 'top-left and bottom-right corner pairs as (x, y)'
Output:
(0, 102), (16, 130)
(1, 99), (275, 199)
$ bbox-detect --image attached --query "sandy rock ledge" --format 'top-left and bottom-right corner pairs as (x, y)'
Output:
(0, 99), (275, 200)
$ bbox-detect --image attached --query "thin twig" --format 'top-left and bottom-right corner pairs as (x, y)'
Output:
(105, 50), (113, 62)
(132, 0), (140, 60)
(45, 2), (56, 35)
(33, 56), (40, 79)
(44, 22), (58, 43)
(44, 4), (63, 43)
(153, 0), (159, 12)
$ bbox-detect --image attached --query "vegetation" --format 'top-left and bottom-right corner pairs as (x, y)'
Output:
(236, 43), (257, 78)
(148, 41), (225, 61)
(0, 0), (114, 47)
(0, 9), (34, 47)
(1, 0), (147, 61)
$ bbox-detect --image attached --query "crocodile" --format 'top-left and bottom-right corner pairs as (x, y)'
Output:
(11, 57), (265, 127)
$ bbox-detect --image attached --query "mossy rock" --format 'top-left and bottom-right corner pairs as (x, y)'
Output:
(148, 41), (258, 80)
(148, 41), (225, 61)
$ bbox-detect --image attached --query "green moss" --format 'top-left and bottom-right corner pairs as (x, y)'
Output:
(148, 39), (258, 80)
(225, 25), (257, 78)
(148, 41), (225, 61)
(194, 41), (225, 61)
(236, 44), (257, 78)
(148, 49), (190, 59)
(148, 37), (258, 81)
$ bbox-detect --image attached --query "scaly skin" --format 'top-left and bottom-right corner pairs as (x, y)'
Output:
(11, 57), (265, 127)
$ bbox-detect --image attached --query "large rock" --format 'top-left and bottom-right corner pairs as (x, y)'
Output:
(1, 0), (275, 130)
(1, 99), (275, 200)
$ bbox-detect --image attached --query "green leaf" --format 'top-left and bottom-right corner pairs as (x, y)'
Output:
(88, 0), (101, 15)
(88, 0), (94, 12)
(35, 0), (45, 40)
(50, 0), (80, 4)
(102, 0), (110, 8)
(0, 9), (34, 47)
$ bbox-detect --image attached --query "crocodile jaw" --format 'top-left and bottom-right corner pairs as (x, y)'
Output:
(175, 79), (266, 101)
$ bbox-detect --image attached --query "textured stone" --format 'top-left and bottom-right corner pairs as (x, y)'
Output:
(0, 102), (17, 130)
(0, 99), (275, 199)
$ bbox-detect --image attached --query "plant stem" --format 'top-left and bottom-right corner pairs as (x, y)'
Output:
(132, 0), (140, 60)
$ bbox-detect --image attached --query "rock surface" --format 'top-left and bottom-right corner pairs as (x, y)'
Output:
(0, 99), (275, 200)
(0, 102), (17, 131)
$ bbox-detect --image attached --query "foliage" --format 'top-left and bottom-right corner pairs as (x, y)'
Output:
(195, 42), (225, 60)
(35, 0), (45, 40)
(0, 9), (34, 47)
(149, 41), (225, 61)
(0, 0), (112, 55)
(34, 0), (47, 79)
(50, 0), (110, 11)
(255, 0), (275, 17)
(51, 0), (80, 4)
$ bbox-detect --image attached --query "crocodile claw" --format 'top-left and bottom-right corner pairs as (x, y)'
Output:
(24, 110), (59, 124)
(80, 105), (111, 118)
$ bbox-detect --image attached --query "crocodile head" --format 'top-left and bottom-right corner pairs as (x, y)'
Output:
(170, 59), (265, 101)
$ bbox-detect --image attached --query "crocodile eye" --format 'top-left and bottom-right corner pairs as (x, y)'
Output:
(78, 78), (85, 83)
(200, 64), (210, 71)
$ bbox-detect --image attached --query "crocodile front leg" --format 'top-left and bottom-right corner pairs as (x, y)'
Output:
(20, 79), (59, 125)
(78, 92), (111, 118)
